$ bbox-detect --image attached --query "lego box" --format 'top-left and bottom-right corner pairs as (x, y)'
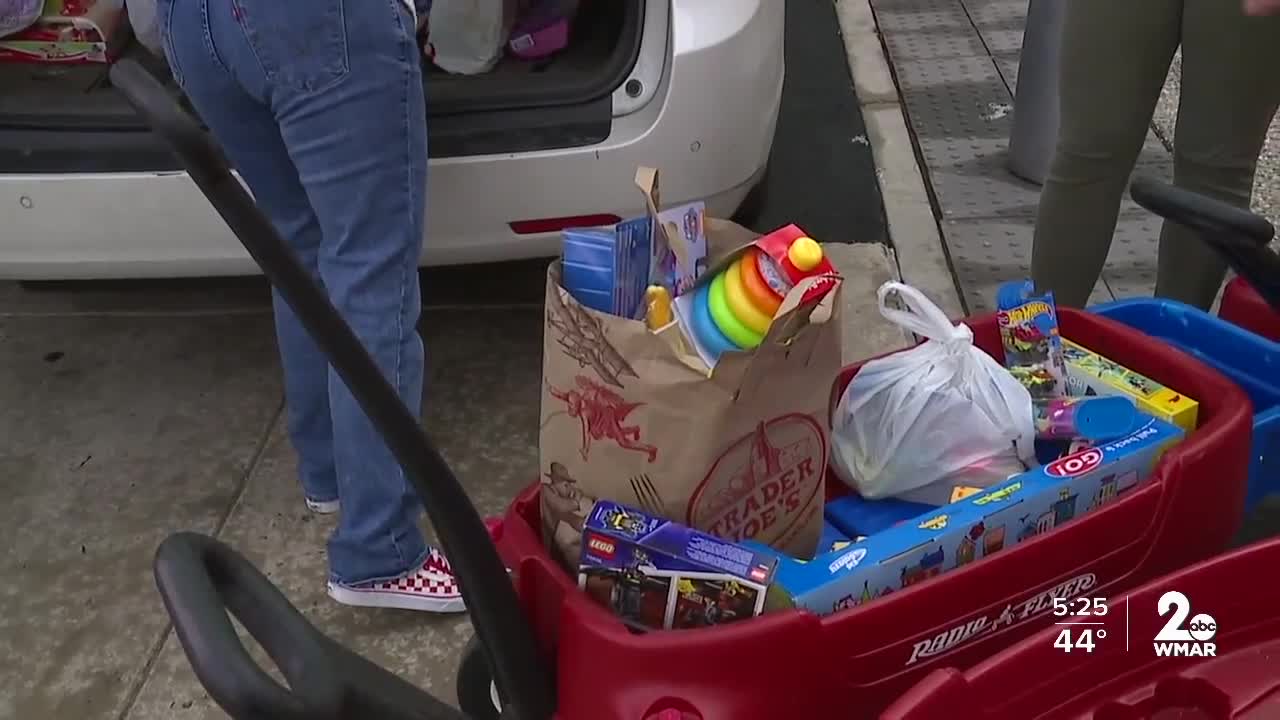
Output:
(578, 500), (785, 631)
(745, 415), (1184, 616)
(1062, 339), (1199, 432)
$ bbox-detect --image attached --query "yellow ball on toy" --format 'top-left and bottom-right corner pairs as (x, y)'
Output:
(787, 236), (823, 272)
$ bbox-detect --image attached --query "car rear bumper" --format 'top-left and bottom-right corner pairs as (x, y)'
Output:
(0, 0), (783, 280)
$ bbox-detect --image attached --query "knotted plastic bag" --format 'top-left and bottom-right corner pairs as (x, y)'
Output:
(831, 282), (1036, 502)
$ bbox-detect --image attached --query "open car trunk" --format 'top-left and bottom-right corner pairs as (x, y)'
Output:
(0, 0), (643, 173)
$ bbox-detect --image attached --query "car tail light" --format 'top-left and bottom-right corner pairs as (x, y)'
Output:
(508, 214), (622, 235)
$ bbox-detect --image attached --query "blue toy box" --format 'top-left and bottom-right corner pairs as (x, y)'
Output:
(559, 166), (709, 320)
(745, 415), (1185, 616)
(560, 216), (652, 319)
(578, 500), (783, 631)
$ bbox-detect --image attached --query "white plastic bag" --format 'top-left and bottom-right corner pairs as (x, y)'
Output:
(831, 282), (1036, 502)
(0, 0), (44, 38)
(427, 0), (517, 75)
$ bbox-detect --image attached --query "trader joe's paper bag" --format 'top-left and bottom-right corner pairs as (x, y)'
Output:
(538, 214), (843, 566)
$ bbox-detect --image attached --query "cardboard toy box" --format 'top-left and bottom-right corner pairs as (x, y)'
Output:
(0, 0), (129, 91)
(745, 415), (1184, 616)
(1062, 339), (1199, 432)
(578, 500), (785, 631)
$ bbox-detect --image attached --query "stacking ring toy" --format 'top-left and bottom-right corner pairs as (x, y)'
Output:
(723, 257), (773, 336)
(740, 248), (783, 317)
(691, 283), (738, 360)
(685, 236), (832, 363)
(708, 271), (764, 349)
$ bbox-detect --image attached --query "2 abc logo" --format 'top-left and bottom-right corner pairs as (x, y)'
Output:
(1187, 615), (1218, 642)
(1154, 590), (1217, 656)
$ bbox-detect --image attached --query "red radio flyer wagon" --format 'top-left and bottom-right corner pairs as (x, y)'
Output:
(107, 60), (1256, 720)
(473, 305), (1251, 720)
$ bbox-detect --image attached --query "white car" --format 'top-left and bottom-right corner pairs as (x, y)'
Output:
(0, 0), (783, 279)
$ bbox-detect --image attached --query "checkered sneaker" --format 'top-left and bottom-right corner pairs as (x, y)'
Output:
(327, 548), (466, 613)
(422, 547), (454, 576)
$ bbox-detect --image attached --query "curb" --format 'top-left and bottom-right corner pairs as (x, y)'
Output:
(824, 242), (915, 357)
(834, 0), (967, 319)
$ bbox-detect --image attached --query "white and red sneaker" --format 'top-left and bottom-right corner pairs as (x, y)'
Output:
(327, 548), (466, 613)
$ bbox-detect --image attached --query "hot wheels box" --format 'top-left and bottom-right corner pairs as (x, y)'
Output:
(745, 415), (1184, 616)
(578, 500), (784, 631)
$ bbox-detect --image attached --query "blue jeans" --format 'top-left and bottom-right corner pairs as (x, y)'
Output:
(158, 0), (430, 585)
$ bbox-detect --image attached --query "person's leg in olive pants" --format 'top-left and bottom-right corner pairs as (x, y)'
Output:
(1030, 0), (1181, 308)
(1031, 0), (1280, 310)
(1154, 3), (1280, 309)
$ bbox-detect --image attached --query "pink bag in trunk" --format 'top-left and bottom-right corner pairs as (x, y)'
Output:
(507, 0), (576, 60)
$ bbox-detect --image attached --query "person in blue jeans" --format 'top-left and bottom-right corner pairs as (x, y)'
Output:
(140, 0), (462, 613)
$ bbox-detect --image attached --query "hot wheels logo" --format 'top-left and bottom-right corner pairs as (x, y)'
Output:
(1001, 301), (1053, 328)
(1045, 447), (1104, 478)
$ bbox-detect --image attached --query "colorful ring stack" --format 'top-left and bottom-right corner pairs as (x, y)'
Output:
(690, 240), (823, 360)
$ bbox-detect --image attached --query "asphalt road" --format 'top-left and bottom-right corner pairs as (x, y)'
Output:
(748, 0), (887, 245)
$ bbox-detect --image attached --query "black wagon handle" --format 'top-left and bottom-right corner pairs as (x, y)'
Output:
(1129, 176), (1275, 247)
(153, 533), (341, 719)
(1129, 176), (1280, 313)
(109, 58), (554, 720)
(154, 533), (473, 720)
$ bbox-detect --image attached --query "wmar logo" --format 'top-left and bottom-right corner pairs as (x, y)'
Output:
(1154, 590), (1217, 657)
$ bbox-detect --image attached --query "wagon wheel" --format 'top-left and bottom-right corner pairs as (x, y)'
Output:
(457, 634), (502, 720)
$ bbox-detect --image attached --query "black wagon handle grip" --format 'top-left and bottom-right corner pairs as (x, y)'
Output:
(153, 533), (341, 719)
(109, 58), (554, 720)
(1129, 176), (1275, 247)
(1129, 177), (1280, 313)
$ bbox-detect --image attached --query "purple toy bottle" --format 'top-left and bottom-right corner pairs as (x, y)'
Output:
(1034, 396), (1138, 441)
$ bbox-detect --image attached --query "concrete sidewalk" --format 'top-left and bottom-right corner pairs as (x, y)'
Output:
(845, 0), (1280, 314)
